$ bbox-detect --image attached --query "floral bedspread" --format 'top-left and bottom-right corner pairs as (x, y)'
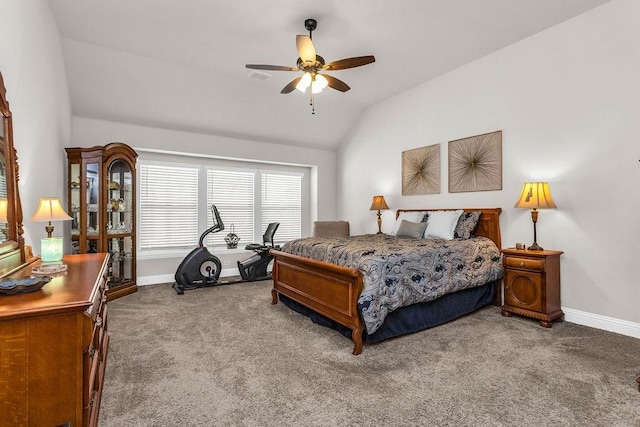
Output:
(279, 234), (504, 334)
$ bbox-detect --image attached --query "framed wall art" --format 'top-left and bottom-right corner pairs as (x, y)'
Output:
(448, 130), (502, 193)
(402, 144), (440, 195)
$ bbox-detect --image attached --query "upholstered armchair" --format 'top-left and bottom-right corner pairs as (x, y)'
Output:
(312, 221), (350, 238)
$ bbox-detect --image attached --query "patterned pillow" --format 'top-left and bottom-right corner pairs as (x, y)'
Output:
(454, 211), (481, 239)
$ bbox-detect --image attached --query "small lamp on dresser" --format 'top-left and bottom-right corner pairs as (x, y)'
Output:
(31, 197), (73, 263)
(514, 182), (557, 250)
(369, 195), (389, 234)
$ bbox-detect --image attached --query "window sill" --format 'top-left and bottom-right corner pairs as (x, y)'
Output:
(138, 246), (253, 260)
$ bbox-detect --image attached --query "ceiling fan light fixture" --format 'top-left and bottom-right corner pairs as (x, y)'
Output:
(245, 18), (375, 111)
(315, 74), (328, 89)
(296, 72), (312, 92)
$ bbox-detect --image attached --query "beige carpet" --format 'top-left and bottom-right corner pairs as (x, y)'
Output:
(99, 282), (640, 426)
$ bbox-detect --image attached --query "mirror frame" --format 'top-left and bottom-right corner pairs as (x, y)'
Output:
(0, 71), (26, 275)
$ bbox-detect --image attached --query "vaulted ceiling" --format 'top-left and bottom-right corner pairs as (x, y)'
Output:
(49, 0), (613, 151)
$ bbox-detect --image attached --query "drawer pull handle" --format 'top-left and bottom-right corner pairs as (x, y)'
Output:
(519, 262), (524, 267)
(86, 344), (95, 358)
(87, 391), (96, 409)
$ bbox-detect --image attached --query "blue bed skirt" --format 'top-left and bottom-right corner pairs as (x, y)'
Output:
(278, 281), (497, 344)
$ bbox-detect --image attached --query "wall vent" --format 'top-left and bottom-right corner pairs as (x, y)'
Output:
(248, 71), (271, 82)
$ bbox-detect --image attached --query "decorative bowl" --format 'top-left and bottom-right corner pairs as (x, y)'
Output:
(0, 276), (52, 295)
(32, 264), (68, 276)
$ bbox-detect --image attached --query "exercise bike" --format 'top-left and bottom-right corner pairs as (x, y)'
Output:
(173, 204), (280, 295)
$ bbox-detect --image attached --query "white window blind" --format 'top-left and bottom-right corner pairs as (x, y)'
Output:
(261, 173), (301, 242)
(0, 150), (6, 198)
(139, 164), (199, 249)
(207, 169), (254, 247)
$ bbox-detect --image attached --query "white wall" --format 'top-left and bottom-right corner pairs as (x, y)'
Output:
(4, 0), (636, 336)
(72, 116), (337, 279)
(0, 0), (72, 254)
(338, 0), (640, 330)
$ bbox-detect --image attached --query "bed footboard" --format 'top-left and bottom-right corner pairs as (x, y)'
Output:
(270, 249), (365, 355)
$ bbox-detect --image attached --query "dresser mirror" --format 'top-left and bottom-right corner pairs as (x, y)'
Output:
(0, 71), (27, 276)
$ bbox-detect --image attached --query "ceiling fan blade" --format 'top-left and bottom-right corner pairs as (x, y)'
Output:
(323, 55), (376, 71)
(281, 76), (302, 94)
(323, 74), (350, 92)
(296, 35), (316, 64)
(246, 64), (298, 71)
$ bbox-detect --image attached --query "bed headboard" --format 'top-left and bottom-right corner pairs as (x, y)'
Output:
(396, 208), (502, 249)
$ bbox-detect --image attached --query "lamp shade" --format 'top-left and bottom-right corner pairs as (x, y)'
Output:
(296, 72), (312, 93)
(369, 195), (389, 211)
(31, 197), (73, 222)
(311, 74), (328, 94)
(514, 182), (557, 210)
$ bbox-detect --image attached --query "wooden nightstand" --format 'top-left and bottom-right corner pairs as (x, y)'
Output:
(501, 248), (564, 328)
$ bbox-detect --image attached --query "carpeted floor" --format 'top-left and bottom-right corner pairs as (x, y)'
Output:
(99, 282), (640, 426)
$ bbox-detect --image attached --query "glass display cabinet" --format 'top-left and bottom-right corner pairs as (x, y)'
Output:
(66, 143), (138, 300)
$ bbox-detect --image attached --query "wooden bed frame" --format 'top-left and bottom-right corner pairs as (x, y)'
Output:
(270, 208), (502, 355)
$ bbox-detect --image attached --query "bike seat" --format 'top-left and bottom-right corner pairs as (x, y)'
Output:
(244, 223), (280, 252)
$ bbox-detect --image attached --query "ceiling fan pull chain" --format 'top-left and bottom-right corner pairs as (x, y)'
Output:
(310, 93), (315, 115)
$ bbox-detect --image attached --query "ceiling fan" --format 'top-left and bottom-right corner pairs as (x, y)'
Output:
(246, 18), (375, 113)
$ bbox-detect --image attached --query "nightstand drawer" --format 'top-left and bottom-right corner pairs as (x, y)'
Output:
(505, 256), (544, 271)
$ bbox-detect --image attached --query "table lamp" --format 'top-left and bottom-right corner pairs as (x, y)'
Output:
(31, 197), (72, 262)
(369, 195), (389, 234)
(514, 182), (557, 250)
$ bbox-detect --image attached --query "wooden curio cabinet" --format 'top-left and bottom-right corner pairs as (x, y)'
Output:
(66, 143), (138, 300)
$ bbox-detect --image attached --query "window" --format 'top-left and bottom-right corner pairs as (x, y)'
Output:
(262, 173), (301, 242)
(207, 169), (254, 247)
(139, 163), (199, 249)
(139, 158), (305, 255)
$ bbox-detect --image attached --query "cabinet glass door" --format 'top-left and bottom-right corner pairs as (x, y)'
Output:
(86, 162), (100, 252)
(106, 160), (133, 235)
(107, 235), (133, 287)
(106, 159), (133, 288)
(70, 162), (81, 254)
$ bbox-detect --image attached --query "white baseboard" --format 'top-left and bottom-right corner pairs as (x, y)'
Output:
(137, 274), (174, 286)
(563, 307), (640, 339)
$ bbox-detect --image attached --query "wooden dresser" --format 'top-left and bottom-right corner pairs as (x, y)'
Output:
(0, 253), (110, 427)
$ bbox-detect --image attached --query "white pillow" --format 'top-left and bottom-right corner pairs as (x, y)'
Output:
(423, 210), (464, 240)
(390, 211), (426, 235)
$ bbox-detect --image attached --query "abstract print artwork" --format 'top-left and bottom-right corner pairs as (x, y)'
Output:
(402, 144), (440, 195)
(448, 130), (502, 193)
